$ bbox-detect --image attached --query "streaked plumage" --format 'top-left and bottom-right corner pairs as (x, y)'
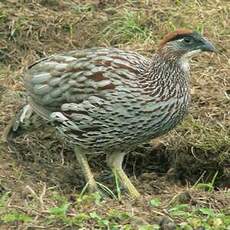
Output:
(6, 29), (216, 198)
(24, 47), (189, 152)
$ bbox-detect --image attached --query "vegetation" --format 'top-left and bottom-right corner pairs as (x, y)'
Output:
(0, 0), (229, 229)
(0, 191), (229, 229)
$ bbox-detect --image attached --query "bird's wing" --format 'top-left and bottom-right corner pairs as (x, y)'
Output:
(24, 48), (149, 120)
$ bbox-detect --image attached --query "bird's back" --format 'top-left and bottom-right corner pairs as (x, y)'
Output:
(24, 48), (149, 115)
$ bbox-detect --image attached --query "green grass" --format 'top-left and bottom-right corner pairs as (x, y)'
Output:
(193, 171), (219, 192)
(1, 212), (32, 224)
(0, 0), (229, 229)
(168, 204), (230, 229)
(100, 9), (152, 45)
(0, 191), (229, 229)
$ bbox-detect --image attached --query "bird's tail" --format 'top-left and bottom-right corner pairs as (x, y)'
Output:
(2, 104), (33, 150)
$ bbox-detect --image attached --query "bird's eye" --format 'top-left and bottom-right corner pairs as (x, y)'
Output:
(183, 37), (192, 44)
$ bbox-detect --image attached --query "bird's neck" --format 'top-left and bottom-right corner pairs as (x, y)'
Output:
(148, 52), (189, 79)
(153, 46), (191, 73)
(139, 53), (190, 98)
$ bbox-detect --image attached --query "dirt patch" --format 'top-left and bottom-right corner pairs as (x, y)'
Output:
(0, 0), (229, 228)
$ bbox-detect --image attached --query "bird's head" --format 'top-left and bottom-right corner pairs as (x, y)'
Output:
(158, 29), (216, 60)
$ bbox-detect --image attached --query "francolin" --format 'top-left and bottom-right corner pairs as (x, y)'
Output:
(6, 29), (215, 198)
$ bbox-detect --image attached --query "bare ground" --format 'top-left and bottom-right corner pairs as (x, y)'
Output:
(0, 0), (229, 229)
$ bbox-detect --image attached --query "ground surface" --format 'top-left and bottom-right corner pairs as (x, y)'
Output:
(0, 0), (229, 229)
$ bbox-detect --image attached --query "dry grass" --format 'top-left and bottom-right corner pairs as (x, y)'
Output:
(0, 0), (229, 228)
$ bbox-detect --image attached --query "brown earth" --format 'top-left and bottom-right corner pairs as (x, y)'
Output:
(0, 0), (229, 229)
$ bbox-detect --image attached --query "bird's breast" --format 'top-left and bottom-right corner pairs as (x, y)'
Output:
(137, 91), (189, 141)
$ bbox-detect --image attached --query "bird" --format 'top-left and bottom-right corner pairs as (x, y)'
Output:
(5, 29), (215, 198)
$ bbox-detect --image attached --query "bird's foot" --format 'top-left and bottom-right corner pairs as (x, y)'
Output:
(113, 168), (141, 199)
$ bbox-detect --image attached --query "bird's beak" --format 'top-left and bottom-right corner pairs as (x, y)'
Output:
(200, 38), (216, 52)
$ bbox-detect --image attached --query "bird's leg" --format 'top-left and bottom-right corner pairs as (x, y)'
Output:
(106, 152), (140, 199)
(74, 146), (98, 193)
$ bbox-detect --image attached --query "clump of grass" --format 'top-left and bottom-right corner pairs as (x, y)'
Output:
(73, 3), (96, 13)
(148, 197), (230, 230)
(1, 212), (32, 224)
(169, 204), (230, 230)
(164, 115), (230, 185)
(168, 115), (230, 157)
(194, 171), (219, 192)
(0, 186), (229, 229)
(100, 9), (152, 45)
(0, 192), (32, 225)
(0, 192), (10, 209)
(0, 0), (229, 229)
(149, 198), (161, 208)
